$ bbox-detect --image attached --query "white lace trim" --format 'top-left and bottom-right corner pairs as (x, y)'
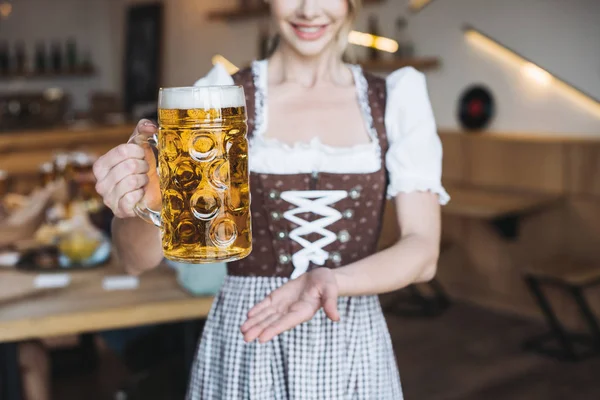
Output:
(348, 64), (381, 152)
(251, 60), (268, 139)
(280, 190), (348, 279)
(387, 177), (450, 205)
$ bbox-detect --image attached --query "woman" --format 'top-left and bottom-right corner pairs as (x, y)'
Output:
(93, 0), (449, 398)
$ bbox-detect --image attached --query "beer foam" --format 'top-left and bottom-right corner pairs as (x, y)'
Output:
(160, 86), (245, 110)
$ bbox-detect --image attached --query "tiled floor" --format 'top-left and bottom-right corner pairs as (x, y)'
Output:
(53, 301), (600, 400)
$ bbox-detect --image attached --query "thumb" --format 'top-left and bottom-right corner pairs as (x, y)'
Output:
(322, 284), (340, 322)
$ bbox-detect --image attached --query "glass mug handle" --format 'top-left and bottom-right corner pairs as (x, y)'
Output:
(127, 130), (162, 228)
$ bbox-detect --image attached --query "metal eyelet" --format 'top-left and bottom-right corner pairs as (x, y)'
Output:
(342, 209), (354, 219)
(268, 190), (280, 200)
(349, 185), (362, 200)
(271, 211), (282, 221)
(329, 252), (342, 265)
(337, 230), (351, 243)
(276, 231), (288, 240)
(278, 253), (292, 264)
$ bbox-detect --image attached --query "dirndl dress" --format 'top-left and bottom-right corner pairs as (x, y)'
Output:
(186, 59), (449, 399)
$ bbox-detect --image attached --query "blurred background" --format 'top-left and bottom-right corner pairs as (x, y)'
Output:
(0, 0), (599, 399)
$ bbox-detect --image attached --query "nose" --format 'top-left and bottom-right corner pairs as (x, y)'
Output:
(298, 0), (319, 20)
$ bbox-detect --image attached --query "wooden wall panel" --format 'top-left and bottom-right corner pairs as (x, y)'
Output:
(566, 142), (600, 197)
(463, 137), (566, 194)
(439, 133), (465, 185)
(565, 199), (600, 261)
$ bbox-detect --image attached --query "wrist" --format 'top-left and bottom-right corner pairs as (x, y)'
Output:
(332, 267), (354, 297)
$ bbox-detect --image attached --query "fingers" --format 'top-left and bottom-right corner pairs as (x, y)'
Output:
(117, 188), (145, 217)
(92, 143), (145, 183)
(95, 158), (149, 196)
(241, 307), (274, 334)
(247, 296), (273, 318)
(241, 310), (279, 343)
(257, 305), (315, 344)
(92, 119), (157, 218)
(321, 284), (340, 322)
(104, 175), (148, 218)
(130, 119), (158, 141)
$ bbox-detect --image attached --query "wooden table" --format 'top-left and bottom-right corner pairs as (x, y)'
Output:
(442, 185), (563, 239)
(0, 261), (214, 399)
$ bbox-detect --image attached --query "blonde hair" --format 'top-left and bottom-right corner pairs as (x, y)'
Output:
(339, 0), (361, 60)
(265, 0), (362, 60)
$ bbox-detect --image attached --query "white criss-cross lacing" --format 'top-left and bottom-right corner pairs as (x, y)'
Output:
(279, 190), (348, 279)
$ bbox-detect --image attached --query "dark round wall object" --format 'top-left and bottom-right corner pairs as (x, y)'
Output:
(457, 85), (495, 131)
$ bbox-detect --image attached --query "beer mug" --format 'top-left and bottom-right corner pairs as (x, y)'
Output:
(130, 85), (252, 264)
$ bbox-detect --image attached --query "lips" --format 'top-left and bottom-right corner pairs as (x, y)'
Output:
(290, 23), (329, 41)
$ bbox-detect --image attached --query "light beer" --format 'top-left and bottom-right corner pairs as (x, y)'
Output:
(155, 86), (251, 263)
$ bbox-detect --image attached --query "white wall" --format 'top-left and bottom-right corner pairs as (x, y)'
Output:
(0, 0), (122, 110)
(398, 0), (600, 134)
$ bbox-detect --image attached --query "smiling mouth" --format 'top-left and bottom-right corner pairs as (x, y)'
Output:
(290, 23), (329, 40)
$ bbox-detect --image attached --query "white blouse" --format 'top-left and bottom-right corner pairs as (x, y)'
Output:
(194, 60), (449, 205)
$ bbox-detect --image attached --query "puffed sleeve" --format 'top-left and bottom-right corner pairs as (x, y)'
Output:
(384, 67), (450, 205)
(193, 63), (235, 86)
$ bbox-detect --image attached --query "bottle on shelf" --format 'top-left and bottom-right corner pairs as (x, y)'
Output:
(0, 169), (7, 197)
(66, 38), (78, 72)
(81, 50), (93, 73)
(395, 17), (414, 59)
(39, 162), (56, 187)
(0, 40), (9, 75)
(14, 41), (27, 75)
(367, 15), (381, 61)
(35, 41), (47, 74)
(50, 41), (63, 73)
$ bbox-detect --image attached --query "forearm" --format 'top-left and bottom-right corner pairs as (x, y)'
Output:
(333, 234), (439, 297)
(111, 216), (163, 275)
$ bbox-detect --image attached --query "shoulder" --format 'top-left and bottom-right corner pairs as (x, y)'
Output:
(385, 66), (427, 96)
(362, 66), (426, 100)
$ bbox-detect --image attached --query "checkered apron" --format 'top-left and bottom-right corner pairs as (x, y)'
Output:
(186, 276), (403, 399)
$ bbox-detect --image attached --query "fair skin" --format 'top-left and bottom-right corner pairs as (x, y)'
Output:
(93, 0), (441, 344)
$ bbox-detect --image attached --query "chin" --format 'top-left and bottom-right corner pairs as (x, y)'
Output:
(291, 44), (331, 57)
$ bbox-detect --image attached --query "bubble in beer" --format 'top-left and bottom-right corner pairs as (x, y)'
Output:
(191, 189), (221, 221)
(208, 159), (230, 191)
(163, 189), (184, 220)
(174, 161), (199, 191)
(190, 134), (218, 162)
(176, 219), (198, 245)
(210, 218), (238, 248)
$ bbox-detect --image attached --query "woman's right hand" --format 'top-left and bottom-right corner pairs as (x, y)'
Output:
(93, 119), (158, 219)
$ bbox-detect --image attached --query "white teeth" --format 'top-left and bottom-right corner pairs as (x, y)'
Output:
(296, 26), (321, 33)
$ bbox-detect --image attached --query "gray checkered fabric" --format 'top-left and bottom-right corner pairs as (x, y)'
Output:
(186, 275), (403, 399)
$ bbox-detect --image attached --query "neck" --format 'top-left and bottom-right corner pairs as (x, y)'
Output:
(268, 42), (350, 87)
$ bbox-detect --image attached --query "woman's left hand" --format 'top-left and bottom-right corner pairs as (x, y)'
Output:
(241, 267), (340, 343)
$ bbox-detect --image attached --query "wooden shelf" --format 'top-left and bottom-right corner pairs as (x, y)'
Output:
(0, 69), (96, 81)
(360, 57), (440, 72)
(208, 0), (385, 21)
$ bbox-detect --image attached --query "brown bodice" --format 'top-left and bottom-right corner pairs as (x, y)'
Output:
(227, 64), (389, 278)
